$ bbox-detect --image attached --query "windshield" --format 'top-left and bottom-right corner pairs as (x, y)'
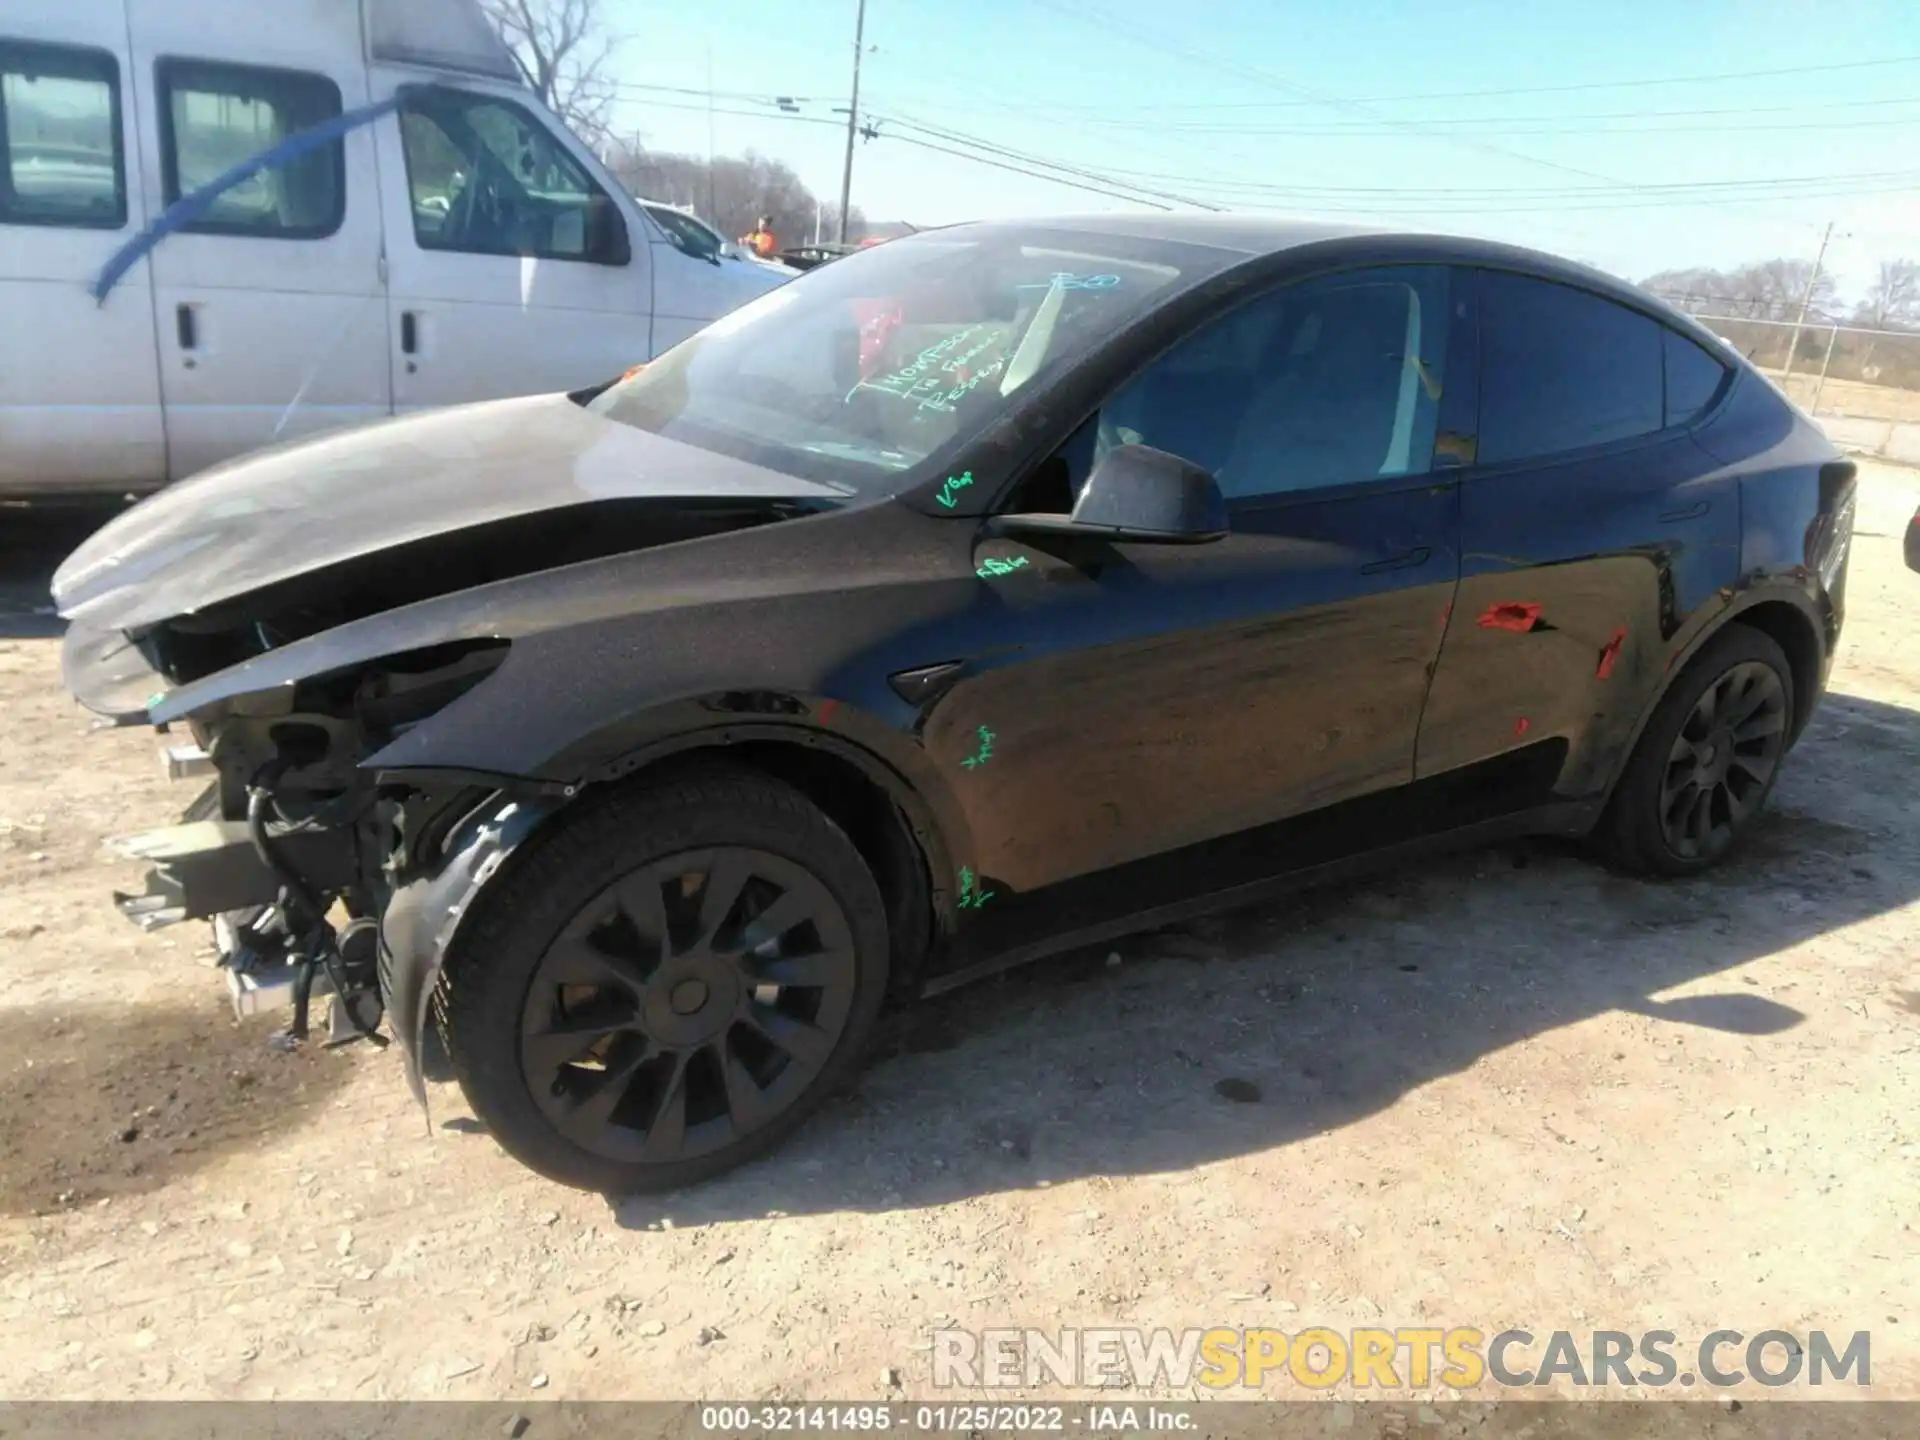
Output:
(585, 225), (1235, 492)
(645, 203), (721, 259)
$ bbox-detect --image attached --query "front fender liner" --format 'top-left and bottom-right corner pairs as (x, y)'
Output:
(379, 796), (557, 1110)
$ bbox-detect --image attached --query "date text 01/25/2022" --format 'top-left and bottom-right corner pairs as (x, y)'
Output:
(697, 1403), (1196, 1432)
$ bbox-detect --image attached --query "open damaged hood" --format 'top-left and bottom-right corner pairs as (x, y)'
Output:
(52, 391), (852, 635)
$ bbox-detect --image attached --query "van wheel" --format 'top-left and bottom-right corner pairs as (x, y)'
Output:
(1598, 625), (1794, 877)
(436, 765), (889, 1193)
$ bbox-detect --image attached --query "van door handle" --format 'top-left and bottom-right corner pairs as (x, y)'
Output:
(400, 311), (418, 355)
(1360, 546), (1431, 575)
(175, 304), (197, 352)
(1660, 500), (1710, 523)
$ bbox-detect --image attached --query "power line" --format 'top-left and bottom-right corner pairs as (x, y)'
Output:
(972, 93), (1920, 128)
(877, 132), (1177, 209)
(877, 113), (1227, 210)
(987, 164), (1920, 201)
(613, 96), (847, 128)
(1022, 0), (1837, 237)
(1057, 114), (1920, 138)
(973, 52), (1920, 111)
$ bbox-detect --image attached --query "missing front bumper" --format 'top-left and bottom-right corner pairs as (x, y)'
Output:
(109, 820), (358, 930)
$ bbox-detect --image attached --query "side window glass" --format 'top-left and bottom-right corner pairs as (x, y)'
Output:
(647, 204), (720, 261)
(399, 91), (626, 265)
(0, 40), (125, 228)
(1095, 266), (1452, 502)
(158, 59), (342, 237)
(1477, 271), (1663, 464)
(1664, 327), (1730, 427)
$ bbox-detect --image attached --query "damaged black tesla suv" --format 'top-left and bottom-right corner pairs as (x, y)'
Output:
(55, 216), (1855, 1193)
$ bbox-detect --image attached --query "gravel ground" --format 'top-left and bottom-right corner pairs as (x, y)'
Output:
(0, 465), (1917, 1412)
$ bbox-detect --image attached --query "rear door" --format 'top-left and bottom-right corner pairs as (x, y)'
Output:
(127, 1), (389, 479)
(1416, 268), (1741, 803)
(372, 81), (654, 412)
(0, 11), (165, 494)
(932, 264), (1466, 929)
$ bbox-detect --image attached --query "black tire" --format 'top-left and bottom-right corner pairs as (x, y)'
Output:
(1598, 624), (1795, 877)
(436, 764), (890, 1193)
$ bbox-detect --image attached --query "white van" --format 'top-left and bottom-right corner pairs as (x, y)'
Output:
(0, 0), (790, 496)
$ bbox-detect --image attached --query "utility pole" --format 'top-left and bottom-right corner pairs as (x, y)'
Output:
(836, 0), (867, 245)
(705, 46), (716, 222)
(1780, 220), (1834, 383)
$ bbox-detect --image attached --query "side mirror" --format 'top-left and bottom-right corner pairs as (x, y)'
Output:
(988, 444), (1228, 545)
(587, 198), (631, 266)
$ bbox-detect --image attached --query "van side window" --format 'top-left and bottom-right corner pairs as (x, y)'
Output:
(157, 59), (343, 238)
(398, 90), (628, 266)
(0, 39), (125, 229)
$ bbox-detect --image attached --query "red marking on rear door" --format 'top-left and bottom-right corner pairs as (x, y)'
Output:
(1513, 716), (1531, 738)
(1596, 627), (1628, 679)
(816, 699), (842, 725)
(1477, 601), (1543, 633)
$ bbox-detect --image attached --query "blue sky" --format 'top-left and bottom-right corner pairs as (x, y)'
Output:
(601, 0), (1920, 300)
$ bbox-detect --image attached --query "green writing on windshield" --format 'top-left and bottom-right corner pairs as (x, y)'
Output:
(961, 725), (995, 770)
(976, 554), (1029, 579)
(936, 471), (975, 508)
(957, 866), (996, 909)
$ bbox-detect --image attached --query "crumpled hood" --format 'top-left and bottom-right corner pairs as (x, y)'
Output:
(52, 391), (851, 634)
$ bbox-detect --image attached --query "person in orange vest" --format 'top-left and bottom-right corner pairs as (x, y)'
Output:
(739, 215), (779, 258)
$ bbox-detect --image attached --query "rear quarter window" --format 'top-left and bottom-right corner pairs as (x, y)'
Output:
(1664, 327), (1731, 426)
(1477, 270), (1664, 465)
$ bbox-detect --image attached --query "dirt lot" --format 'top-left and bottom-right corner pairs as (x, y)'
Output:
(1772, 371), (1920, 426)
(2, 467), (1918, 1409)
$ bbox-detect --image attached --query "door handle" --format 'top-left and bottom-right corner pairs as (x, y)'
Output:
(1360, 546), (1431, 575)
(1660, 500), (1710, 523)
(400, 311), (418, 355)
(175, 304), (197, 351)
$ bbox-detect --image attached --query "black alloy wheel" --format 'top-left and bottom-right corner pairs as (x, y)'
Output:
(519, 846), (858, 1164)
(438, 765), (890, 1193)
(1656, 660), (1789, 863)
(1599, 624), (1797, 877)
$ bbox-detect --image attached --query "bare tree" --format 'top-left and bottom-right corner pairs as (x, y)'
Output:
(481, 0), (620, 146)
(1642, 259), (1836, 322)
(1857, 260), (1920, 329)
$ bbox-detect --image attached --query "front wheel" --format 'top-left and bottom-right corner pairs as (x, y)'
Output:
(1598, 625), (1795, 877)
(437, 765), (891, 1193)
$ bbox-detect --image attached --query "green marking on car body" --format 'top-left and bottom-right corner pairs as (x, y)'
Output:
(960, 725), (995, 770)
(956, 866), (995, 908)
(976, 555), (1029, 579)
(935, 471), (975, 508)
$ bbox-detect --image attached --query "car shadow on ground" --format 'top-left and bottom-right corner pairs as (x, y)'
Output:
(0, 998), (356, 1216)
(0, 500), (124, 640)
(606, 688), (1920, 1227)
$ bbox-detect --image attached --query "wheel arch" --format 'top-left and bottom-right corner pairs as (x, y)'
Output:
(602, 732), (946, 1001)
(1597, 584), (1826, 817)
(568, 716), (964, 1001)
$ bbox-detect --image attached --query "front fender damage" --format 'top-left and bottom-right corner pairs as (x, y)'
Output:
(380, 796), (557, 1112)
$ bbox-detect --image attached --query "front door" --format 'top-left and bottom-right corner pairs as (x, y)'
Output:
(127, 1), (390, 480)
(930, 264), (1467, 942)
(1417, 268), (1743, 804)
(372, 80), (654, 413)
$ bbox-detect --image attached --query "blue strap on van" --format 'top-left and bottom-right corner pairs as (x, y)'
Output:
(91, 84), (426, 304)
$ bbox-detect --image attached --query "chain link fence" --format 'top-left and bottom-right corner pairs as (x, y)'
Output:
(1654, 296), (1920, 427)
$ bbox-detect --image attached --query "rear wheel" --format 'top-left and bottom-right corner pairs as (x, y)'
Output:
(1598, 625), (1794, 877)
(438, 765), (890, 1193)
